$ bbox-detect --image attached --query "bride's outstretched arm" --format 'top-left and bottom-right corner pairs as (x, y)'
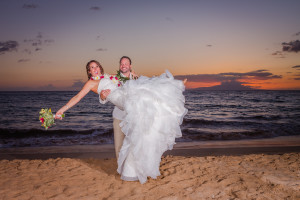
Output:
(55, 80), (97, 119)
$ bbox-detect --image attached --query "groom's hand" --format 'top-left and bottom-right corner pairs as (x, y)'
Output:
(131, 69), (139, 79)
(100, 89), (111, 100)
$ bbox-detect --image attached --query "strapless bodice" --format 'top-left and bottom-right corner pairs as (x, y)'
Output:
(97, 76), (118, 94)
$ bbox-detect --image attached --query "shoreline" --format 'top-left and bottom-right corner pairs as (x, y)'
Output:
(1, 135), (300, 160)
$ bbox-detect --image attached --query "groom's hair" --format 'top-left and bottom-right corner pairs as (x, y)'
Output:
(86, 60), (104, 79)
(120, 56), (131, 65)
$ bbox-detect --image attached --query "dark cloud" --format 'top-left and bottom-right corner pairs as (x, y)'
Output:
(44, 39), (54, 44)
(42, 80), (85, 91)
(32, 41), (42, 46)
(200, 80), (254, 90)
(282, 40), (300, 53)
(96, 34), (105, 40)
(22, 4), (38, 9)
(295, 32), (300, 36)
(0, 86), (32, 91)
(23, 49), (31, 55)
(2, 80), (85, 91)
(18, 59), (30, 63)
(289, 72), (300, 81)
(176, 70), (282, 90)
(271, 51), (282, 55)
(294, 73), (300, 80)
(96, 48), (107, 51)
(90, 6), (101, 11)
(23, 33), (54, 53)
(271, 51), (285, 58)
(175, 69), (282, 83)
(235, 70), (282, 80)
(206, 44), (212, 47)
(175, 74), (224, 83)
(0, 40), (19, 55)
(37, 32), (42, 39)
(71, 80), (84, 89)
(292, 65), (300, 70)
(24, 33), (51, 46)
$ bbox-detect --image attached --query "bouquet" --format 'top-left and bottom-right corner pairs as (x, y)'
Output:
(39, 108), (64, 130)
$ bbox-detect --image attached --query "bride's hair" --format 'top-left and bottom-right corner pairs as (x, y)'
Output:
(86, 60), (104, 79)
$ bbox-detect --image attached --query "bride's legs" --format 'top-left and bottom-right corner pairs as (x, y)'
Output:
(120, 151), (138, 181)
(117, 136), (139, 181)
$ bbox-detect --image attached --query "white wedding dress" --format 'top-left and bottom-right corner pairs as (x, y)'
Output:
(97, 70), (188, 184)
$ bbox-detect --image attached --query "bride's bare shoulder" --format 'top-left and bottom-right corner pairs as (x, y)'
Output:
(86, 80), (100, 94)
(82, 79), (100, 90)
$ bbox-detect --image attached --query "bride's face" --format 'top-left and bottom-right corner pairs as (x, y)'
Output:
(89, 62), (101, 77)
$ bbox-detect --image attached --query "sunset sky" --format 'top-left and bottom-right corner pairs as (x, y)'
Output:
(0, 0), (299, 90)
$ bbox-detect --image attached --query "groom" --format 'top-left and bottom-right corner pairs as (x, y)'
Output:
(100, 56), (137, 159)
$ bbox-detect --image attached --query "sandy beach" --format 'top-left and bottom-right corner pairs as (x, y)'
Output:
(0, 136), (299, 200)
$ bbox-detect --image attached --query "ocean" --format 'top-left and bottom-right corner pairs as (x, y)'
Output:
(0, 90), (299, 148)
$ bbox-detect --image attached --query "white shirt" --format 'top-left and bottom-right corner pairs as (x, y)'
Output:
(99, 72), (133, 120)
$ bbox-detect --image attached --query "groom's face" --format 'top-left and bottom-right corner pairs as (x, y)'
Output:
(119, 58), (131, 74)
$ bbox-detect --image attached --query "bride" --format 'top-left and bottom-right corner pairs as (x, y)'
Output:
(55, 60), (188, 184)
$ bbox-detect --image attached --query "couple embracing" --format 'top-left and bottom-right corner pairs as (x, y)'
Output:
(55, 56), (188, 184)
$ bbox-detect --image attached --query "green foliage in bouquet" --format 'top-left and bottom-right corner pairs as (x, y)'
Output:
(39, 108), (64, 130)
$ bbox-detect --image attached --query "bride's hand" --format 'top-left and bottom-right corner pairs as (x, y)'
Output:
(100, 89), (111, 100)
(55, 110), (64, 120)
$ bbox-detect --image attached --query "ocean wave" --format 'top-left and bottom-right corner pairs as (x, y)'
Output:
(232, 115), (282, 121)
(180, 129), (277, 141)
(182, 118), (262, 126)
(0, 128), (112, 138)
(0, 128), (114, 148)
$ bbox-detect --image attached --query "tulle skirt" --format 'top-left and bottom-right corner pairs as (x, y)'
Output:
(116, 70), (188, 184)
